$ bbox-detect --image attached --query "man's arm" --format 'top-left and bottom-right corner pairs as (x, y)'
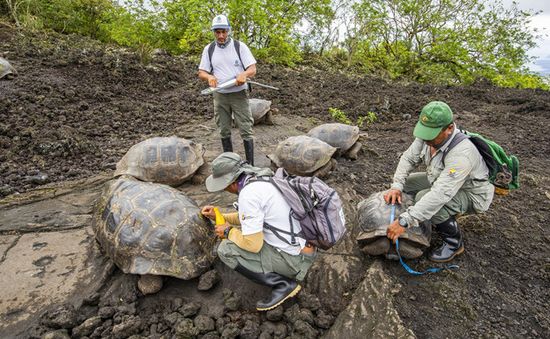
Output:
(236, 64), (256, 86)
(402, 154), (473, 224)
(198, 69), (217, 88)
(227, 228), (263, 253)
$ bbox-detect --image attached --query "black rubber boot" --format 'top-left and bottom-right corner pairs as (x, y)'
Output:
(235, 264), (301, 311)
(429, 217), (464, 263)
(221, 137), (233, 152)
(243, 139), (254, 166)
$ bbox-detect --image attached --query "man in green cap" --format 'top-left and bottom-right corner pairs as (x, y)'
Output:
(385, 101), (494, 262)
(200, 152), (317, 311)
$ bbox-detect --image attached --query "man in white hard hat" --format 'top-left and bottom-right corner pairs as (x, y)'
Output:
(198, 14), (258, 165)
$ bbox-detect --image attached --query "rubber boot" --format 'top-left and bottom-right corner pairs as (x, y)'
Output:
(243, 139), (254, 166)
(221, 137), (233, 152)
(428, 217), (464, 263)
(235, 264), (301, 311)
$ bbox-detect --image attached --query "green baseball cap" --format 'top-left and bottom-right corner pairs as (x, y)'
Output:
(205, 152), (246, 192)
(413, 101), (453, 140)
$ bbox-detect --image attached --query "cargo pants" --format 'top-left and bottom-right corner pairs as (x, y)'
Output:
(404, 172), (477, 224)
(217, 240), (316, 282)
(213, 90), (254, 141)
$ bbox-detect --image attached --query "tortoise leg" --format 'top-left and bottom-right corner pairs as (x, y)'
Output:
(264, 111), (274, 125)
(345, 142), (362, 160)
(397, 240), (425, 259)
(137, 274), (163, 295)
(313, 158), (337, 178)
(191, 164), (209, 185)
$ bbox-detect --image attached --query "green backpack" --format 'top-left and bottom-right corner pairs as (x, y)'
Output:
(443, 130), (519, 194)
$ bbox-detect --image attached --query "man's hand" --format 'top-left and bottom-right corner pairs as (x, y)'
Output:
(215, 223), (230, 238)
(384, 189), (402, 204)
(208, 75), (218, 88)
(386, 219), (406, 243)
(235, 72), (247, 86)
(201, 205), (216, 220)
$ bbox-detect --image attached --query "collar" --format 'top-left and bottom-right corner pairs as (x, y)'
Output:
(237, 173), (249, 192)
(437, 124), (459, 152)
(216, 37), (232, 49)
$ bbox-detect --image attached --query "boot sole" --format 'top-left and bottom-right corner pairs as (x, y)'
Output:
(256, 284), (302, 311)
(429, 246), (464, 263)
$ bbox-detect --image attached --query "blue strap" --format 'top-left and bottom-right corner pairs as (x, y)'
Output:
(395, 239), (459, 275)
(389, 205), (459, 275)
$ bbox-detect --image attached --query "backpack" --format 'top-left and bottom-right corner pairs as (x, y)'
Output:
(245, 168), (347, 250)
(207, 40), (252, 92)
(442, 129), (519, 194)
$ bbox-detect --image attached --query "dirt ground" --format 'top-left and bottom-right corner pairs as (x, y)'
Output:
(1, 24), (549, 338)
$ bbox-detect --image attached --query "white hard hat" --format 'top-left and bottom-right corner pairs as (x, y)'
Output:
(211, 14), (230, 31)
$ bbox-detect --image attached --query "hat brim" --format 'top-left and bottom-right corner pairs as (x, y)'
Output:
(413, 121), (443, 141)
(205, 170), (239, 192)
(211, 25), (230, 31)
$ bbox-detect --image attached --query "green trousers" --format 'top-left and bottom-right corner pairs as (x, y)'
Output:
(404, 172), (476, 224)
(213, 90), (254, 140)
(217, 240), (316, 282)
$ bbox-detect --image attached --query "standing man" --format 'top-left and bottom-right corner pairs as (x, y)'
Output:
(201, 152), (317, 311)
(385, 101), (494, 262)
(198, 14), (257, 165)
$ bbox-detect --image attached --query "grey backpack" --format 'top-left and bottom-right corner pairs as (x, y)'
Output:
(246, 168), (347, 250)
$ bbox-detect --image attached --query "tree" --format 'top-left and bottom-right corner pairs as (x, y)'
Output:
(161, 0), (333, 64)
(347, 0), (546, 88)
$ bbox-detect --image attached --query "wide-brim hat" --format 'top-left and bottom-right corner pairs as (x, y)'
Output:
(413, 101), (453, 140)
(205, 152), (245, 192)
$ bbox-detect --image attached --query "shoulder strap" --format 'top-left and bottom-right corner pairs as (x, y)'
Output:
(207, 41), (216, 74)
(243, 175), (302, 245)
(441, 132), (469, 167)
(233, 40), (247, 71)
(234, 39), (252, 91)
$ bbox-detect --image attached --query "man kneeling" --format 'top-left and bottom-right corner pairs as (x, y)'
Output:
(386, 101), (494, 262)
(201, 152), (316, 311)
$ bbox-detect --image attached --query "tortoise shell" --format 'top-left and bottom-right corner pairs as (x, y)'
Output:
(114, 136), (204, 186)
(249, 98), (272, 124)
(356, 191), (431, 258)
(93, 177), (216, 279)
(267, 135), (336, 176)
(307, 123), (359, 153)
(0, 57), (17, 79)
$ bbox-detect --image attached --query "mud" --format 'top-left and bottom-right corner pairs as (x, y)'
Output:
(1, 25), (549, 338)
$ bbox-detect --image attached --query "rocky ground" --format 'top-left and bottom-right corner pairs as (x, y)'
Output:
(1, 23), (549, 338)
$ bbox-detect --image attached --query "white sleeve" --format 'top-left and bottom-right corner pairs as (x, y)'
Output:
(239, 42), (257, 69)
(237, 188), (264, 235)
(198, 45), (212, 72)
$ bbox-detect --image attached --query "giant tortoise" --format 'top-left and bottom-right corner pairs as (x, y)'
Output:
(249, 98), (274, 125)
(114, 136), (205, 186)
(267, 135), (337, 178)
(307, 123), (362, 159)
(356, 191), (431, 259)
(93, 177), (216, 294)
(0, 57), (17, 80)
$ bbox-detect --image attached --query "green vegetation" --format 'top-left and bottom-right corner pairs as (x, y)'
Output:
(329, 108), (377, 127)
(328, 107), (352, 125)
(357, 111), (377, 127)
(1, 0), (547, 89)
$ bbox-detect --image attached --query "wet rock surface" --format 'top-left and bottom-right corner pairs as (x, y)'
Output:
(0, 25), (549, 338)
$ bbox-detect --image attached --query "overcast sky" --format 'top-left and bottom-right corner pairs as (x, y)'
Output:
(502, 0), (550, 74)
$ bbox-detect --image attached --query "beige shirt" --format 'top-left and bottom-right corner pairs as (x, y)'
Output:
(391, 126), (495, 224)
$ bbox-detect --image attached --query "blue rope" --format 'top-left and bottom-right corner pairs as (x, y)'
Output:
(390, 204), (459, 275)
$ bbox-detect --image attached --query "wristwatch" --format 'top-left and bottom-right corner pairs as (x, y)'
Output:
(398, 216), (408, 228)
(223, 227), (232, 239)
